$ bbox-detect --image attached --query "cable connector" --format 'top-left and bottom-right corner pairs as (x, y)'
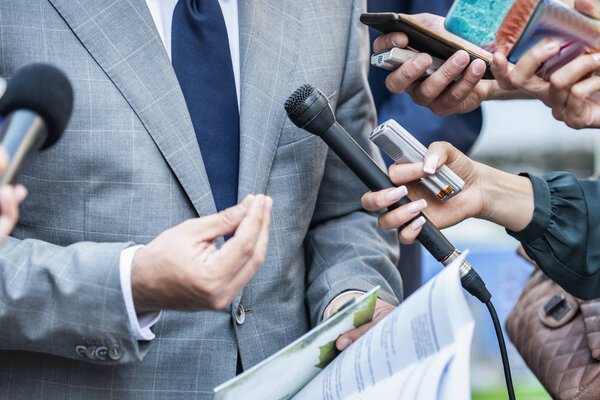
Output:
(459, 263), (492, 304)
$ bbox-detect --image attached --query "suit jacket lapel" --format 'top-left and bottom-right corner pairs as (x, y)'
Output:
(237, 1), (302, 200)
(47, 0), (218, 218)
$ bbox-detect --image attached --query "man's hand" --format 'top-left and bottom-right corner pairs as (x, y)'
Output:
(325, 292), (396, 351)
(131, 194), (273, 312)
(373, 13), (503, 116)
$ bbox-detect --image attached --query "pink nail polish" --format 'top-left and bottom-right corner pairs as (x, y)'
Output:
(409, 216), (426, 231)
(407, 199), (427, 214)
(423, 155), (439, 174)
(387, 186), (408, 202)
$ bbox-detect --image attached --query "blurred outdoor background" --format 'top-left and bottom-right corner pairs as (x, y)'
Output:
(421, 99), (598, 400)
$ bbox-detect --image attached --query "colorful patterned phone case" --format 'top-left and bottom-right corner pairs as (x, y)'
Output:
(445, 0), (600, 77)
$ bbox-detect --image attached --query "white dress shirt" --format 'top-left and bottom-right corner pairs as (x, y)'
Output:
(120, 0), (240, 341)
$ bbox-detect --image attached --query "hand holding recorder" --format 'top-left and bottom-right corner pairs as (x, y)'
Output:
(362, 140), (534, 244)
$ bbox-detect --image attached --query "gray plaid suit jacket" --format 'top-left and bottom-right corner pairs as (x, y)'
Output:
(0, 0), (402, 398)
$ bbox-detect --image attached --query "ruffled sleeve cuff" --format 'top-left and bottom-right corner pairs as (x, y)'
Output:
(506, 173), (551, 243)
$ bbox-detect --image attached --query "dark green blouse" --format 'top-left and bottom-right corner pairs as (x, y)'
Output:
(507, 172), (600, 300)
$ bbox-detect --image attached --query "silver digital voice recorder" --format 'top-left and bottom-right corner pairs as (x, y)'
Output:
(370, 119), (465, 201)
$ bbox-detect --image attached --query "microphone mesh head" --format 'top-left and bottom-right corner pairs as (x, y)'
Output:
(284, 84), (315, 114)
(0, 63), (73, 149)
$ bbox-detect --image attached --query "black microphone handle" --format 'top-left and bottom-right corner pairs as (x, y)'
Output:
(321, 123), (456, 263)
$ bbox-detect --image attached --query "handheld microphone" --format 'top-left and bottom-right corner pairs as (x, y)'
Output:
(284, 84), (490, 303)
(285, 84), (516, 400)
(0, 64), (73, 185)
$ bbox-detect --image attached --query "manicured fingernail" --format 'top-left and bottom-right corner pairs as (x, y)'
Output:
(452, 52), (469, 68)
(413, 54), (428, 70)
(472, 60), (485, 75)
(423, 154), (439, 174)
(338, 337), (352, 350)
(593, 53), (600, 62)
(409, 216), (426, 231)
(391, 33), (403, 47)
(387, 186), (408, 202)
(407, 199), (427, 214)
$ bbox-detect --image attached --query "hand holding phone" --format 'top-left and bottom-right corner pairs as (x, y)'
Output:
(361, 12), (494, 79)
(363, 12), (502, 116)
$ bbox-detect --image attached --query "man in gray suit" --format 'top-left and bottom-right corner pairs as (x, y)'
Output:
(0, 0), (402, 398)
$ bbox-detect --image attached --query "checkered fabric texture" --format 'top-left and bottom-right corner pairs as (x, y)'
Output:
(0, 0), (402, 398)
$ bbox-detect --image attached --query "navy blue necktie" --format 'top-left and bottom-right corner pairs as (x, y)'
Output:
(172, 0), (240, 213)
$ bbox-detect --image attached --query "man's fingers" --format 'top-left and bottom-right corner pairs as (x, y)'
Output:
(188, 194), (255, 240)
(549, 53), (600, 108)
(385, 53), (432, 94)
(221, 196), (273, 298)
(491, 52), (515, 90)
(434, 59), (486, 115)
(361, 186), (408, 212)
(210, 195), (267, 278)
(373, 32), (409, 53)
(378, 199), (427, 230)
(411, 51), (470, 105)
(561, 76), (600, 129)
(14, 185), (27, 203)
(336, 304), (395, 351)
(511, 39), (560, 88)
(336, 321), (375, 351)
(575, 0), (600, 18)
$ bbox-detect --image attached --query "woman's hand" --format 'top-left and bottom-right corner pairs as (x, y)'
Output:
(361, 142), (485, 243)
(491, 0), (600, 128)
(361, 142), (536, 243)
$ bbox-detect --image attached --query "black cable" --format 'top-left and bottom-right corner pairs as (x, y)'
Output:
(486, 300), (516, 400)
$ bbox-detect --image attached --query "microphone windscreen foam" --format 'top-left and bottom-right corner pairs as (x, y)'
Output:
(0, 63), (73, 149)
(284, 84), (315, 114)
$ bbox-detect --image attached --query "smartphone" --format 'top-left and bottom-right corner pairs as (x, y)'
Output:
(360, 12), (494, 79)
(371, 48), (463, 81)
(445, 0), (599, 66)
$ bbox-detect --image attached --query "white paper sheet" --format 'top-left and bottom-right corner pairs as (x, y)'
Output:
(292, 252), (475, 400)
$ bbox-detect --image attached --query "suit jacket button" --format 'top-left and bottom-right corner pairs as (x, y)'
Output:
(75, 345), (87, 357)
(85, 346), (97, 360)
(95, 346), (109, 360)
(235, 304), (246, 325)
(108, 345), (123, 361)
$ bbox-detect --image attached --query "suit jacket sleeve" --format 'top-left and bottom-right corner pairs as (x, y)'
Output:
(304, 0), (403, 328)
(507, 173), (600, 300)
(0, 236), (149, 364)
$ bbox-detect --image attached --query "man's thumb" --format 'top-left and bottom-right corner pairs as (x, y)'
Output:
(193, 195), (255, 240)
